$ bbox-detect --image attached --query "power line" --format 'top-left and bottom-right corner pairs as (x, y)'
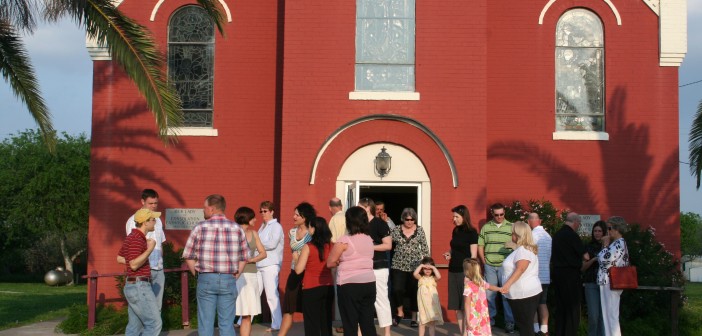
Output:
(680, 79), (702, 88)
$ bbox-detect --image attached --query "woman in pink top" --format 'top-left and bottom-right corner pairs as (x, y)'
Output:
(326, 206), (376, 336)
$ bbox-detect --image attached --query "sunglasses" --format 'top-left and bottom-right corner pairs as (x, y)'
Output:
(404, 218), (415, 221)
(260, 210), (270, 214)
(493, 213), (505, 217)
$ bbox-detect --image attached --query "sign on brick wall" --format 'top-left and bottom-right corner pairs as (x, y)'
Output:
(578, 214), (601, 236)
(165, 208), (204, 230)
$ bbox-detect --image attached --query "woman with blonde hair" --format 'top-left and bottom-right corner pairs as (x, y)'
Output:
(500, 221), (542, 335)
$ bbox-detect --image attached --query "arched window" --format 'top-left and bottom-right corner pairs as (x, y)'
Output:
(555, 9), (604, 132)
(168, 6), (215, 127)
(355, 0), (415, 92)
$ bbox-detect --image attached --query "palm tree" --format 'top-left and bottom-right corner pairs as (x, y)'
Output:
(689, 100), (702, 189)
(0, 0), (225, 150)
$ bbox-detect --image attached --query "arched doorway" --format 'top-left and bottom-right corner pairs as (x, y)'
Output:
(335, 143), (432, 247)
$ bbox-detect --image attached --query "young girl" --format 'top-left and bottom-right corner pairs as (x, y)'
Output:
(463, 259), (501, 336)
(413, 256), (444, 336)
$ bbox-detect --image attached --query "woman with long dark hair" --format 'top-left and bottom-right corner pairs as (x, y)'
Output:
(582, 220), (607, 336)
(443, 204), (478, 334)
(326, 206), (376, 336)
(278, 202), (315, 336)
(295, 216), (334, 335)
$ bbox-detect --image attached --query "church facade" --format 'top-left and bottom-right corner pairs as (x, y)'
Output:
(87, 0), (687, 314)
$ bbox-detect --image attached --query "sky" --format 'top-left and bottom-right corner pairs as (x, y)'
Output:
(0, 5), (701, 215)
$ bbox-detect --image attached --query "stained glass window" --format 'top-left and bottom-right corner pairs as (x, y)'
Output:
(168, 6), (215, 127)
(356, 0), (415, 91)
(555, 9), (604, 132)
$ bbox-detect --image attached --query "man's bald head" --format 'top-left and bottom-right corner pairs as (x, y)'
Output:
(527, 212), (541, 229)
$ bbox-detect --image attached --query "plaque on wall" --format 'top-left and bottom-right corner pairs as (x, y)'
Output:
(165, 208), (204, 230)
(578, 214), (601, 236)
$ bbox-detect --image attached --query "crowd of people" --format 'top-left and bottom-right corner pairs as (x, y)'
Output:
(116, 189), (631, 336)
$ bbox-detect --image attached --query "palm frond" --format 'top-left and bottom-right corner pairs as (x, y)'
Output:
(80, 0), (183, 141)
(196, 0), (226, 37)
(689, 100), (702, 189)
(0, 19), (56, 150)
(0, 0), (39, 32)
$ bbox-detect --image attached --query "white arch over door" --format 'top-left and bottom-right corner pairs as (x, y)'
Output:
(336, 143), (433, 249)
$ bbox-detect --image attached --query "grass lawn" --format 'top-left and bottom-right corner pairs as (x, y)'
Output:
(681, 281), (702, 335)
(0, 283), (85, 330)
(685, 281), (702, 308)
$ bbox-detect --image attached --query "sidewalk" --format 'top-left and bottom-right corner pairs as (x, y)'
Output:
(0, 319), (516, 335)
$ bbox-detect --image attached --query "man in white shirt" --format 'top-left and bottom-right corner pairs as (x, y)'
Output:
(257, 200), (284, 332)
(528, 212), (552, 336)
(124, 189), (167, 311)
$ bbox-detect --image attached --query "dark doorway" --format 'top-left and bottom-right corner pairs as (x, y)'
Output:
(359, 185), (418, 225)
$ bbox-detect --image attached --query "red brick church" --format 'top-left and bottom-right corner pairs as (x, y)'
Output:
(87, 0), (688, 317)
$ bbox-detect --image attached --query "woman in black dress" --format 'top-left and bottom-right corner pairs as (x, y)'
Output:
(443, 204), (478, 335)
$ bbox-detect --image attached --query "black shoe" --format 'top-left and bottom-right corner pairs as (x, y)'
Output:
(410, 321), (419, 328)
(505, 322), (515, 334)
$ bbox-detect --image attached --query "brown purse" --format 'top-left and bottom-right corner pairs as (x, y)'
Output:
(609, 266), (638, 289)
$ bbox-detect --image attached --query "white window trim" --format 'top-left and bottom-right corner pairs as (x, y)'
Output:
(348, 91), (420, 101)
(552, 131), (609, 141)
(167, 127), (218, 137)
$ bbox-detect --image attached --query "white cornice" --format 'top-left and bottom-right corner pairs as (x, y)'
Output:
(659, 0), (687, 66)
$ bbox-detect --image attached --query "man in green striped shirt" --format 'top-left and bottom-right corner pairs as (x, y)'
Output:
(478, 203), (515, 333)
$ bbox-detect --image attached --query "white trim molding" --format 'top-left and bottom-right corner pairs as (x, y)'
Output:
(167, 127), (219, 136)
(552, 131), (609, 141)
(643, 0), (660, 15)
(151, 0), (233, 22)
(539, 0), (622, 25)
(310, 114), (458, 187)
(348, 91), (420, 101)
(86, 37), (110, 61)
(659, 0), (687, 67)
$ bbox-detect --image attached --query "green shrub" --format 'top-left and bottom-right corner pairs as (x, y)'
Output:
(503, 199), (566, 235)
(58, 303), (195, 334)
(161, 242), (197, 307)
(57, 304), (126, 335)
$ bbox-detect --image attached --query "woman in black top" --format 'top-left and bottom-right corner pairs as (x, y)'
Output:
(581, 220), (607, 336)
(443, 205), (478, 334)
(358, 198), (392, 336)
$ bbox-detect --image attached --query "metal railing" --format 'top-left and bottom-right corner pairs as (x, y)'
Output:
(82, 264), (191, 330)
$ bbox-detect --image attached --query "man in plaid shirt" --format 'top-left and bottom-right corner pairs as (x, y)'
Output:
(183, 194), (249, 336)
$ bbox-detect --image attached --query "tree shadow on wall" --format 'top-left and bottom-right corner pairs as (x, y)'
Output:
(89, 102), (192, 246)
(488, 87), (679, 226)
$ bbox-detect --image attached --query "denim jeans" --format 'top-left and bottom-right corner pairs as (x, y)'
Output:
(584, 282), (605, 336)
(197, 273), (238, 336)
(484, 264), (514, 326)
(124, 281), (162, 336)
(150, 269), (165, 311)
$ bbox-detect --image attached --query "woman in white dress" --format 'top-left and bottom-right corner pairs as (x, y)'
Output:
(234, 207), (267, 336)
